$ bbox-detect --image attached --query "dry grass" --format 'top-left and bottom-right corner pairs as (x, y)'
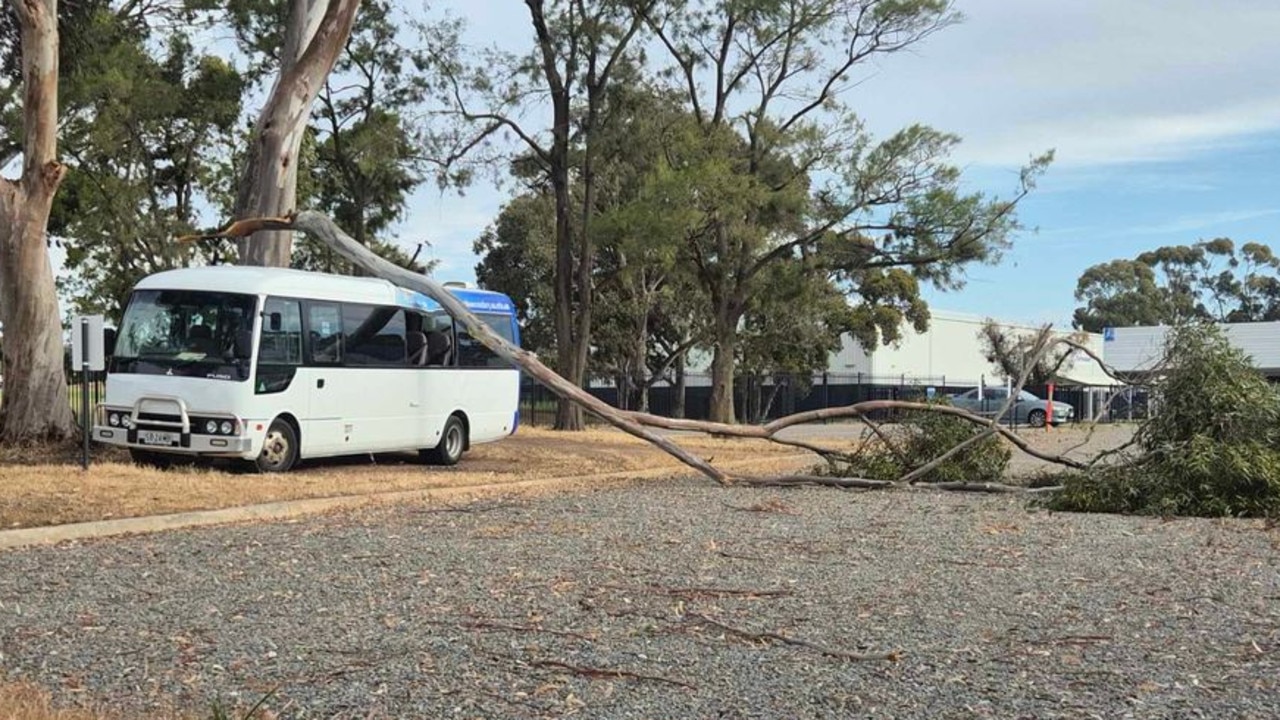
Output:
(0, 680), (274, 720)
(0, 682), (123, 720)
(0, 427), (797, 529)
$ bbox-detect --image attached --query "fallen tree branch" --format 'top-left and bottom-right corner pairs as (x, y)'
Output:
(739, 474), (895, 489)
(183, 213), (730, 484)
(897, 427), (997, 485)
(425, 618), (596, 642)
(183, 212), (1135, 489)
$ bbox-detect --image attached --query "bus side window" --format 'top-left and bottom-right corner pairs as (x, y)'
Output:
(308, 303), (343, 364)
(422, 312), (454, 367)
(343, 304), (406, 366)
(456, 313), (514, 368)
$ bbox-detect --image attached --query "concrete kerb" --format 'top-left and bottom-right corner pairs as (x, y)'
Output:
(0, 454), (813, 551)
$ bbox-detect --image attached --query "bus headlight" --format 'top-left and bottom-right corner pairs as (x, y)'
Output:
(108, 413), (120, 427)
(205, 420), (219, 435)
(220, 421), (234, 435)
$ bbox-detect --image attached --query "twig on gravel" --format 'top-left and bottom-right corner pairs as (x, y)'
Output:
(1029, 635), (1113, 645)
(596, 582), (793, 600)
(688, 612), (899, 662)
(524, 658), (695, 689)
(716, 550), (765, 562)
(426, 618), (597, 642)
(649, 584), (794, 600)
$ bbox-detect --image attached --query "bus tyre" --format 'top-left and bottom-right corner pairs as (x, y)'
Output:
(255, 418), (299, 473)
(423, 416), (465, 466)
(130, 449), (174, 470)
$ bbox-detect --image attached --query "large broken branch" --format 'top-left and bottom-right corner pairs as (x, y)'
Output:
(185, 212), (1139, 490)
(186, 212), (729, 483)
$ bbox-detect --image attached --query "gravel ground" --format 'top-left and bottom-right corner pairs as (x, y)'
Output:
(1, 480), (1277, 719)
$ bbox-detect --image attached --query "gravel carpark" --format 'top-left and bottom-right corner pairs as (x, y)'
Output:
(0, 475), (1277, 719)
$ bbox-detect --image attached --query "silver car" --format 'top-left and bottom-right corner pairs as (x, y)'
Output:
(948, 388), (1075, 427)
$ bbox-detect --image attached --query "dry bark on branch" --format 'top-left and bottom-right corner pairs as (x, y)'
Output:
(186, 211), (1141, 490)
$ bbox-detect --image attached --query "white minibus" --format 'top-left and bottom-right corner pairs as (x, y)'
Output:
(93, 266), (521, 472)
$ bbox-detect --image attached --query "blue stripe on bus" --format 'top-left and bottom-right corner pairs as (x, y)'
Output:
(394, 287), (515, 315)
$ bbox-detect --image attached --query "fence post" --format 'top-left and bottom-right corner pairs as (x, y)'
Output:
(80, 318), (90, 470)
(822, 371), (829, 421)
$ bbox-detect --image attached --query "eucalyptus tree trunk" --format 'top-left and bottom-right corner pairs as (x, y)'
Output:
(673, 351), (686, 419)
(236, 0), (361, 266)
(0, 0), (76, 443)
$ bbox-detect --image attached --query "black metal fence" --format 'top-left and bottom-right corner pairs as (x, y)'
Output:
(519, 372), (1150, 427)
(57, 368), (1146, 428)
(65, 370), (107, 424)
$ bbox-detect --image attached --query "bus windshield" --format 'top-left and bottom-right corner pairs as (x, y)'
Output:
(112, 289), (257, 381)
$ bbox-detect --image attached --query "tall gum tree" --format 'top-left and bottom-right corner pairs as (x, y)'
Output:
(426, 0), (653, 430)
(235, 0), (360, 266)
(0, 0), (75, 442)
(642, 0), (1050, 422)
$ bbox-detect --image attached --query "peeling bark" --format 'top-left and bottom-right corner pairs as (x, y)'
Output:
(235, 0), (360, 267)
(0, 0), (76, 443)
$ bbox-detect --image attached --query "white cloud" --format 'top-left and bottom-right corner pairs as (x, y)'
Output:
(392, 187), (509, 283)
(844, 0), (1280, 168)
(1121, 208), (1280, 237)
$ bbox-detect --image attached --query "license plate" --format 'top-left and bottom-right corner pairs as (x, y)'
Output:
(137, 430), (178, 446)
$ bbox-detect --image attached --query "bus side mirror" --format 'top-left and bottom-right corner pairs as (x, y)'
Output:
(233, 330), (253, 359)
(103, 327), (116, 357)
(268, 312), (282, 332)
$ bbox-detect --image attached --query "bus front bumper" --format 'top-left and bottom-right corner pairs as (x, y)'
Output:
(92, 426), (258, 459)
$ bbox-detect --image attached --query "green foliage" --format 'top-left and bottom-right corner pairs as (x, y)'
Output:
(303, 0), (435, 270)
(1073, 238), (1280, 332)
(473, 193), (558, 358)
(444, 0), (1048, 423)
(1048, 323), (1280, 517)
(828, 402), (1011, 484)
(51, 17), (246, 321)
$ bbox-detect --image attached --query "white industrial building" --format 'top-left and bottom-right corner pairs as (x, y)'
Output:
(1104, 322), (1280, 377)
(826, 310), (1112, 387)
(675, 309), (1112, 388)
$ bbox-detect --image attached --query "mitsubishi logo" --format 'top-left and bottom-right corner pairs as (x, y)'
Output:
(166, 367), (174, 376)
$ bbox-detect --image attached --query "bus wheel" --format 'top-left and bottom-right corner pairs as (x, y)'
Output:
(255, 418), (299, 473)
(423, 416), (465, 466)
(130, 449), (174, 470)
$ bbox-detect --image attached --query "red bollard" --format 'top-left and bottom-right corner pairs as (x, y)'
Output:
(1046, 382), (1055, 431)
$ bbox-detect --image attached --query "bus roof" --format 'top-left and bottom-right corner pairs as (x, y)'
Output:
(135, 266), (515, 315)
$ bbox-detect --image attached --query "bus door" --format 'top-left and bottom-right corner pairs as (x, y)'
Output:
(254, 296), (311, 442)
(303, 301), (348, 455)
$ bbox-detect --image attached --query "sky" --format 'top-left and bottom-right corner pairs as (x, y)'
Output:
(393, 0), (1280, 330)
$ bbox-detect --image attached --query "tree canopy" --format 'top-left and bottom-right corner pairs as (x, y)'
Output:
(1073, 238), (1280, 332)
(453, 0), (1049, 424)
